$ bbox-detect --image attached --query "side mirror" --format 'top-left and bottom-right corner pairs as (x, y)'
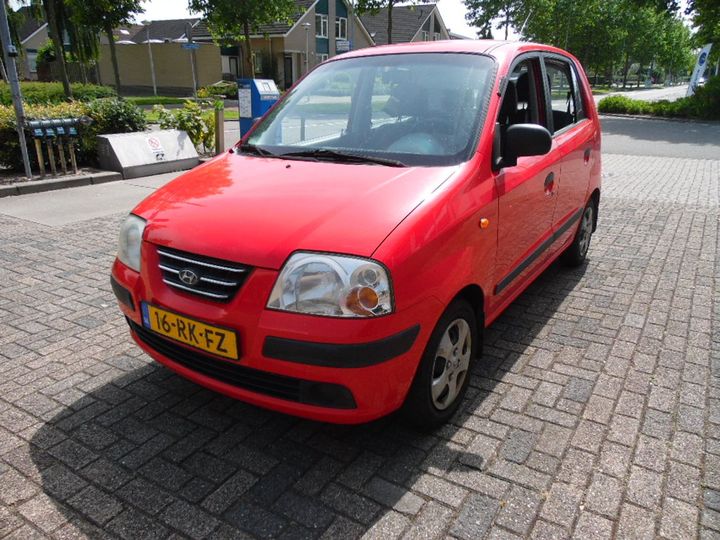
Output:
(497, 124), (552, 169)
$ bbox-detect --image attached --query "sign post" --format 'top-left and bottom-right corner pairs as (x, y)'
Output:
(0, 0), (32, 179)
(687, 43), (712, 97)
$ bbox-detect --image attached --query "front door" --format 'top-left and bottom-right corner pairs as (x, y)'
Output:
(493, 56), (558, 305)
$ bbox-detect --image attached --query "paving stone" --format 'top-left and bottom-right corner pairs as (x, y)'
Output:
(540, 482), (583, 528)
(363, 510), (410, 539)
(660, 497), (699, 540)
(450, 494), (500, 540)
(67, 485), (124, 526)
(572, 511), (613, 539)
(106, 508), (169, 540)
(500, 429), (538, 464)
(495, 485), (542, 535)
(634, 434), (668, 472)
(667, 461), (701, 503)
(617, 503), (656, 540)
(1, 151), (719, 538)
(161, 499), (219, 539)
(585, 473), (623, 518)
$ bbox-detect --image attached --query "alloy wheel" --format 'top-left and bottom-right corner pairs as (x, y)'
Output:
(430, 318), (472, 410)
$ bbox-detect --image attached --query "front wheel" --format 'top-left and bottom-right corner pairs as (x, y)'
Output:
(402, 299), (478, 430)
(562, 201), (595, 266)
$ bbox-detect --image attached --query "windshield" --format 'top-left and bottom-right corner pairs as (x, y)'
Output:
(247, 53), (495, 167)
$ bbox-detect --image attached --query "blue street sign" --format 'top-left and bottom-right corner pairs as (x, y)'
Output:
(182, 42), (200, 50)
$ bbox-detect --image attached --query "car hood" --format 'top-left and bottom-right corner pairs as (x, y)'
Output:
(134, 152), (456, 269)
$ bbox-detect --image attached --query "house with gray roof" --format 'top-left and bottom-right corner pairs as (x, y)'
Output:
(359, 3), (450, 46)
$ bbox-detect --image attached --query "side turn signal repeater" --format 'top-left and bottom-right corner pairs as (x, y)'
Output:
(479, 218), (490, 229)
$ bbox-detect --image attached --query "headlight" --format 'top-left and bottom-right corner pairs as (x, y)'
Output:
(267, 252), (393, 317)
(117, 214), (146, 272)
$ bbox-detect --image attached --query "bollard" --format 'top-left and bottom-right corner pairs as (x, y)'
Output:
(25, 117), (91, 177)
(29, 124), (46, 177)
(55, 124), (68, 175)
(214, 103), (224, 155)
(68, 125), (78, 174)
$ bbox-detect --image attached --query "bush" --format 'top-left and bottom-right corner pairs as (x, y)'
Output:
(154, 101), (216, 154)
(0, 98), (146, 171)
(80, 98), (147, 160)
(0, 102), (87, 171)
(198, 81), (238, 100)
(598, 77), (720, 120)
(0, 82), (116, 106)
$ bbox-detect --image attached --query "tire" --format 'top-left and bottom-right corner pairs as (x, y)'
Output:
(561, 200), (595, 267)
(402, 299), (478, 430)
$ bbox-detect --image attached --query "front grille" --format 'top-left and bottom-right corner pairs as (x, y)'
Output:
(129, 320), (356, 409)
(156, 246), (251, 302)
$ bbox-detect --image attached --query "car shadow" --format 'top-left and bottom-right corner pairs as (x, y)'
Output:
(29, 258), (589, 539)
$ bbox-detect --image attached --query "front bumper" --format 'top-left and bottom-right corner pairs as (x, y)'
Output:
(111, 253), (439, 424)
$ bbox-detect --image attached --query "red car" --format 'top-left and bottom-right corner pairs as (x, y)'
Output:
(112, 40), (601, 427)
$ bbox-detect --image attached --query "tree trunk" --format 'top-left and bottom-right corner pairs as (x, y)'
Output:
(44, 0), (72, 98)
(243, 20), (254, 78)
(504, 7), (509, 40)
(621, 51), (630, 89)
(387, 0), (394, 44)
(104, 24), (121, 90)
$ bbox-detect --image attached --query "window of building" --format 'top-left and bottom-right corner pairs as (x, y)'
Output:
(335, 17), (347, 40)
(318, 53), (329, 63)
(229, 56), (239, 76)
(421, 31), (428, 41)
(27, 52), (38, 73)
(252, 51), (263, 74)
(433, 33), (440, 40)
(316, 14), (328, 38)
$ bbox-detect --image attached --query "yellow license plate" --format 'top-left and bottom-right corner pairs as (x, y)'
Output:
(141, 303), (238, 360)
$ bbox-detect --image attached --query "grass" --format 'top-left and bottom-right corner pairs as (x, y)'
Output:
(126, 96), (188, 106)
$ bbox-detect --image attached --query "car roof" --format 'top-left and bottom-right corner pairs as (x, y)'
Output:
(338, 39), (572, 63)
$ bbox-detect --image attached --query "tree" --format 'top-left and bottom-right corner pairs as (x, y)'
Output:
(355, 0), (434, 44)
(686, 0), (720, 46)
(66, 0), (143, 90)
(464, 0), (523, 40)
(41, 0), (72, 97)
(188, 0), (295, 78)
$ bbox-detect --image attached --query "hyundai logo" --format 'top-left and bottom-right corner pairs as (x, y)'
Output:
(178, 268), (200, 286)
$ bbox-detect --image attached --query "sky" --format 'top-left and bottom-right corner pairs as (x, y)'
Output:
(137, 0), (482, 39)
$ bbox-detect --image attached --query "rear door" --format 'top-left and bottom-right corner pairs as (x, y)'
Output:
(492, 55), (559, 302)
(543, 54), (597, 245)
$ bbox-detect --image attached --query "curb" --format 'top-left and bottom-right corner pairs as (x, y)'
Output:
(0, 170), (123, 199)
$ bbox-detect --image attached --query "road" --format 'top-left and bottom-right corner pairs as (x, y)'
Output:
(0, 116), (719, 539)
(593, 84), (689, 104)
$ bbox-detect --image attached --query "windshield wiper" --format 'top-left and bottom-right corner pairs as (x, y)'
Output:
(279, 148), (406, 167)
(237, 143), (277, 157)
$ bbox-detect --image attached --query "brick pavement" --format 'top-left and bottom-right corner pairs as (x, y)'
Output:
(0, 153), (718, 539)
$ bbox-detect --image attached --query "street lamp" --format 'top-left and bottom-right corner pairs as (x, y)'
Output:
(142, 21), (157, 97)
(302, 22), (311, 74)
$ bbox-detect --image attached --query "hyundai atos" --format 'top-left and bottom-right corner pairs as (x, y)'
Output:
(111, 40), (601, 428)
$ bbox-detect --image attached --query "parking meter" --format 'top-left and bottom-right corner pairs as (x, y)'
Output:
(237, 78), (280, 136)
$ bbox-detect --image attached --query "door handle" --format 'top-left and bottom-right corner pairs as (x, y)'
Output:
(544, 172), (555, 196)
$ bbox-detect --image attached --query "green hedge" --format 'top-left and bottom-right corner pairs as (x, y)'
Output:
(598, 77), (720, 120)
(0, 82), (116, 106)
(0, 98), (146, 171)
(198, 81), (238, 99)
